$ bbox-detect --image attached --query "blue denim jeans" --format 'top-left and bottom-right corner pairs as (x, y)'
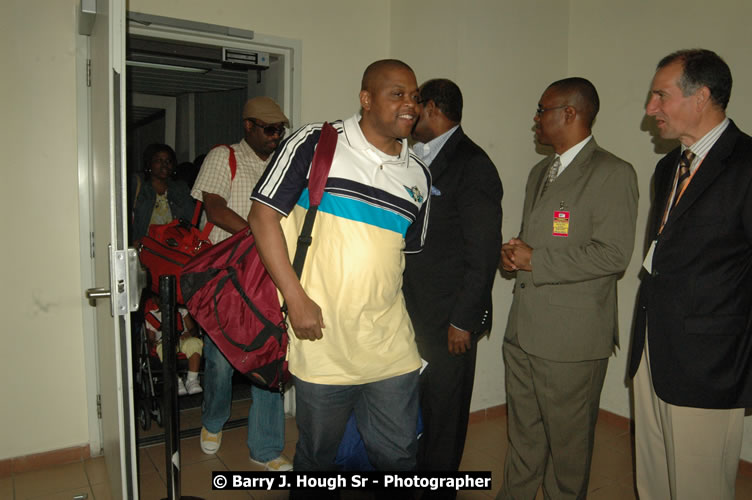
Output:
(292, 369), (419, 471)
(201, 336), (285, 462)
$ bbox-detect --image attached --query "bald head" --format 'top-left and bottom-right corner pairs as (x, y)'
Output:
(361, 59), (415, 91)
(547, 77), (600, 129)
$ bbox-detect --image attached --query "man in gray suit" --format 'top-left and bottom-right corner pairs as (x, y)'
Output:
(499, 78), (638, 499)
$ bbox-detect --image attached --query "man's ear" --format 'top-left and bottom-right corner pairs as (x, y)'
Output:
(564, 105), (577, 123)
(243, 118), (253, 134)
(695, 86), (711, 111)
(359, 90), (371, 111)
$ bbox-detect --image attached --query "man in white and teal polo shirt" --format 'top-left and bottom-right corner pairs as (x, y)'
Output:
(250, 59), (430, 475)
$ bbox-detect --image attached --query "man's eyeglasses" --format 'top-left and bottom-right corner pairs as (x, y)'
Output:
(536, 105), (569, 116)
(247, 119), (286, 137)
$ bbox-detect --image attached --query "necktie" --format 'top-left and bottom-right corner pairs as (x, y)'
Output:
(672, 150), (696, 209)
(540, 156), (561, 197)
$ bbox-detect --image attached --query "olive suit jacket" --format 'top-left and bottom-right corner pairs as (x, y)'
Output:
(505, 138), (639, 361)
(629, 120), (752, 408)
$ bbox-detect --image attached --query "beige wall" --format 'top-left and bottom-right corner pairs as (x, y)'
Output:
(3, 0), (752, 463)
(1, 0), (90, 459)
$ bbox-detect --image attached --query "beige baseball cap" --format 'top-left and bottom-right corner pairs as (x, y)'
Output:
(242, 96), (290, 127)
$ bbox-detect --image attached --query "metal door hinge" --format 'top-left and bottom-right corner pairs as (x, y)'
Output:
(86, 59), (91, 87)
(96, 394), (102, 419)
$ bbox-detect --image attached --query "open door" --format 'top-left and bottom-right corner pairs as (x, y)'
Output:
(83, 0), (140, 497)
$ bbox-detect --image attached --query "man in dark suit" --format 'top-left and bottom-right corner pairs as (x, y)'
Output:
(500, 78), (638, 499)
(630, 49), (752, 500)
(403, 79), (503, 491)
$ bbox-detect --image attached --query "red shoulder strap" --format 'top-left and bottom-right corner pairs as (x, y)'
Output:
(308, 123), (338, 207)
(192, 144), (238, 231)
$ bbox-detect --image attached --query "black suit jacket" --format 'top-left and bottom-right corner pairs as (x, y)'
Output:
(629, 120), (752, 408)
(403, 127), (503, 339)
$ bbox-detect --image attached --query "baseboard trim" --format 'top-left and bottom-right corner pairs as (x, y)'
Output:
(3, 407), (751, 478)
(469, 404), (752, 478)
(0, 445), (90, 477)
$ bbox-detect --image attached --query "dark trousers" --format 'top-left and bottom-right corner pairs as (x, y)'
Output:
(415, 332), (478, 500)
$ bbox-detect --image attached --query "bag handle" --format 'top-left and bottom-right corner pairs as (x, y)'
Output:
(194, 144), (238, 238)
(290, 122), (338, 278)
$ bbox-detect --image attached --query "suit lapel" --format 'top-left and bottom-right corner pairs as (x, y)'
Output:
(533, 138), (597, 210)
(663, 121), (740, 230)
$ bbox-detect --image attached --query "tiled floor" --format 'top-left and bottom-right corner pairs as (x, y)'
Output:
(5, 411), (752, 499)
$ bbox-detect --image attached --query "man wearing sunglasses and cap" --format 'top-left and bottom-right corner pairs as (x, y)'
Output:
(191, 96), (292, 471)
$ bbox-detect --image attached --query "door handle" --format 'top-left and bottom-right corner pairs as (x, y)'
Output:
(86, 287), (111, 306)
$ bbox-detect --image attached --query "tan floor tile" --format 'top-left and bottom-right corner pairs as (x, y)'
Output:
(139, 447), (158, 476)
(219, 450), (263, 473)
(24, 485), (93, 500)
(586, 471), (615, 493)
(180, 434), (220, 465)
(588, 476), (638, 500)
(459, 448), (503, 498)
(463, 419), (507, 455)
(91, 481), (113, 500)
(14, 462), (89, 499)
(0, 476), (13, 499)
(589, 445), (634, 482)
(179, 458), (227, 494)
(138, 470), (166, 500)
(144, 443), (168, 477)
(736, 472), (752, 500)
(84, 455), (109, 485)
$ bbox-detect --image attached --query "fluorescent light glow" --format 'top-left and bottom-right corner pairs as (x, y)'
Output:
(126, 60), (209, 74)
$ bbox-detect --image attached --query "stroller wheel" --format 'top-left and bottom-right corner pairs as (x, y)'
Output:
(138, 400), (152, 431)
(153, 398), (164, 427)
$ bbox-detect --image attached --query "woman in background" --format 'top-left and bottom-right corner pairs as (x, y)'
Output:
(131, 143), (195, 243)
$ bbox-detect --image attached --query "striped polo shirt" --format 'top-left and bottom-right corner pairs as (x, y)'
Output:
(252, 114), (431, 385)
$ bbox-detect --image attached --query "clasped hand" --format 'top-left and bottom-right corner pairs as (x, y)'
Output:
(501, 237), (533, 272)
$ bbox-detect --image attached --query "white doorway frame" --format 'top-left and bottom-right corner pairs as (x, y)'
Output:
(77, 16), (302, 454)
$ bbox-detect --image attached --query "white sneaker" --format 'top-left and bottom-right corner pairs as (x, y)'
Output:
(177, 377), (187, 396)
(250, 455), (293, 471)
(200, 427), (222, 454)
(185, 377), (203, 395)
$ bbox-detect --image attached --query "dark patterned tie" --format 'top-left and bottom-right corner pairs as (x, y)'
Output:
(540, 156), (561, 197)
(672, 150), (696, 209)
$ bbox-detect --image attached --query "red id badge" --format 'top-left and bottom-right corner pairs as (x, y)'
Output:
(553, 211), (570, 237)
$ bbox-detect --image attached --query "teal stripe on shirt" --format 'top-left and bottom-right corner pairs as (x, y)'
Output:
(297, 189), (411, 236)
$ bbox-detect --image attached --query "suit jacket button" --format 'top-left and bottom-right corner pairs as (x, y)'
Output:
(520, 283), (526, 289)
(653, 270), (660, 277)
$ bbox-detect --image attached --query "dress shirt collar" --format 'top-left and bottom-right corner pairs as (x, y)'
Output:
(681, 117), (729, 173)
(412, 125), (460, 166)
(554, 135), (593, 177)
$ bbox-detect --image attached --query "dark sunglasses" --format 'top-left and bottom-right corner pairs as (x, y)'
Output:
(247, 118), (286, 137)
